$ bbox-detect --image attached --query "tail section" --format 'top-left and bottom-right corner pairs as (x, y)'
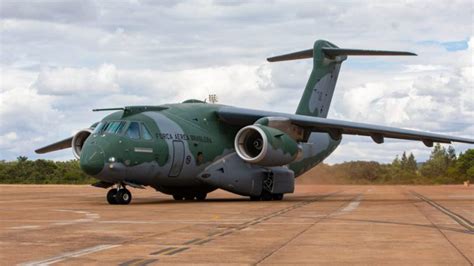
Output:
(267, 40), (416, 118)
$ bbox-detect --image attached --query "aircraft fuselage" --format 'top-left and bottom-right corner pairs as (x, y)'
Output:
(80, 102), (340, 197)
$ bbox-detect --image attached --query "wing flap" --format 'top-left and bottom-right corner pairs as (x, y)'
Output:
(217, 107), (474, 146)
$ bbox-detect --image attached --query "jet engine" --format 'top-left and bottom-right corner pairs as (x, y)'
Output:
(72, 129), (92, 159)
(234, 124), (300, 166)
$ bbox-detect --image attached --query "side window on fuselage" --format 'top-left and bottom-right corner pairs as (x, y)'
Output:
(141, 123), (153, 140)
(126, 122), (140, 139)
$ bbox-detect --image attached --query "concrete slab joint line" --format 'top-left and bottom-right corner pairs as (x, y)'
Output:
(149, 247), (176, 255)
(119, 258), (158, 266)
(408, 191), (472, 265)
(255, 192), (358, 265)
(165, 247), (189, 255)
(411, 191), (474, 232)
(142, 191), (342, 260)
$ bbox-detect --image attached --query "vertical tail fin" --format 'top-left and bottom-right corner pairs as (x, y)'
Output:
(267, 40), (416, 118)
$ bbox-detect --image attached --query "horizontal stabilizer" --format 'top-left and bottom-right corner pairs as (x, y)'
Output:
(267, 48), (416, 62)
(267, 49), (313, 62)
(323, 48), (416, 58)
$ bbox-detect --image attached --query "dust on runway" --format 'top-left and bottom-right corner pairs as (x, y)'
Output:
(1, 184), (473, 265)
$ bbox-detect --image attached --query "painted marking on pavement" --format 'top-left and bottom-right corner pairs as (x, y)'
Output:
(448, 195), (474, 199)
(52, 209), (100, 225)
(330, 194), (363, 216)
(20, 244), (120, 266)
(8, 225), (40, 230)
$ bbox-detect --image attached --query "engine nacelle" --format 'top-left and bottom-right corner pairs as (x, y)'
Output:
(72, 129), (92, 159)
(234, 124), (300, 166)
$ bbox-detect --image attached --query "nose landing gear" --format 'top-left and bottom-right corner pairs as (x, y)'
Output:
(107, 185), (132, 205)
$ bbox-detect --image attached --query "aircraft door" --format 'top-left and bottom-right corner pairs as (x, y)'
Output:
(168, 140), (185, 177)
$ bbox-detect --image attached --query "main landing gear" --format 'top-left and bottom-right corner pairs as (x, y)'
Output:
(172, 192), (207, 201)
(107, 185), (132, 205)
(250, 191), (284, 201)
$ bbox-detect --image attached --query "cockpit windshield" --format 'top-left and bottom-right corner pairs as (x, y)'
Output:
(93, 120), (154, 140)
(92, 122), (106, 134)
(105, 121), (126, 134)
(93, 121), (125, 135)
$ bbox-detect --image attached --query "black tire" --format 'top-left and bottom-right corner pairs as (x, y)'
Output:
(272, 193), (284, 201)
(173, 194), (184, 200)
(184, 195), (195, 200)
(196, 193), (207, 201)
(116, 189), (132, 205)
(260, 191), (273, 201)
(107, 189), (118, 205)
(250, 195), (260, 201)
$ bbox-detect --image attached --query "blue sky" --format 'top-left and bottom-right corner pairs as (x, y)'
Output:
(0, 0), (473, 163)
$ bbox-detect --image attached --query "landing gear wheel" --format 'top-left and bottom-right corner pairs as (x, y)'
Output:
(260, 191), (273, 201)
(272, 193), (284, 201)
(107, 189), (118, 205)
(184, 195), (195, 201)
(196, 193), (207, 201)
(173, 195), (184, 200)
(250, 195), (260, 201)
(116, 189), (132, 205)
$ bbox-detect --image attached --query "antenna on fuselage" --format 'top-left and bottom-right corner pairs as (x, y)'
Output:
(208, 94), (218, 104)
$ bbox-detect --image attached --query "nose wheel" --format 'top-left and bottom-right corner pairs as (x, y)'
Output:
(107, 187), (132, 205)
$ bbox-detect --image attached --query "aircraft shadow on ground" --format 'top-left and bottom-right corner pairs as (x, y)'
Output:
(122, 194), (471, 205)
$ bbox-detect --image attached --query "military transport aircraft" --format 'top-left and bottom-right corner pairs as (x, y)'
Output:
(36, 40), (474, 205)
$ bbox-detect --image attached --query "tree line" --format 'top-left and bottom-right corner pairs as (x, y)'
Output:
(298, 144), (473, 184)
(0, 157), (95, 184)
(0, 144), (472, 184)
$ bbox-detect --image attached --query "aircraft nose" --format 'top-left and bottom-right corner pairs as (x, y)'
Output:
(80, 144), (105, 176)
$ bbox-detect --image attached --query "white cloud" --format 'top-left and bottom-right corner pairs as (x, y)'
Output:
(34, 64), (120, 95)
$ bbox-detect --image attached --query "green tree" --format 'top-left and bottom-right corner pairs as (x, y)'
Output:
(453, 149), (474, 182)
(447, 146), (457, 167)
(17, 156), (28, 163)
(400, 152), (408, 170)
(406, 153), (417, 173)
(392, 155), (401, 169)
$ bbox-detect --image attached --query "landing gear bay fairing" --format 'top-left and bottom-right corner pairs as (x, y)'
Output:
(36, 40), (474, 204)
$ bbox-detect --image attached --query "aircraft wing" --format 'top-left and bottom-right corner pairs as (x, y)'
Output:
(35, 136), (73, 154)
(217, 107), (474, 146)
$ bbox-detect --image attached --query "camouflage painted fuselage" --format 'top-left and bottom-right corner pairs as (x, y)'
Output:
(81, 102), (340, 195)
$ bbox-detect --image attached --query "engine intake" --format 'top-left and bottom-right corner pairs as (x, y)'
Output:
(72, 129), (92, 159)
(235, 125), (300, 166)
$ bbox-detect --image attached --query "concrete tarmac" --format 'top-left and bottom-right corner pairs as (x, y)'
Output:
(0, 184), (473, 265)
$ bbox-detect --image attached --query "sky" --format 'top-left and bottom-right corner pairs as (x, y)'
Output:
(0, 0), (473, 164)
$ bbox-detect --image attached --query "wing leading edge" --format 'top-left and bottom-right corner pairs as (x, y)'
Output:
(217, 107), (474, 147)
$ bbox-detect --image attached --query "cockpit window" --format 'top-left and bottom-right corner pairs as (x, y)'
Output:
(105, 121), (125, 134)
(141, 123), (153, 140)
(92, 122), (105, 134)
(126, 122), (140, 139)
